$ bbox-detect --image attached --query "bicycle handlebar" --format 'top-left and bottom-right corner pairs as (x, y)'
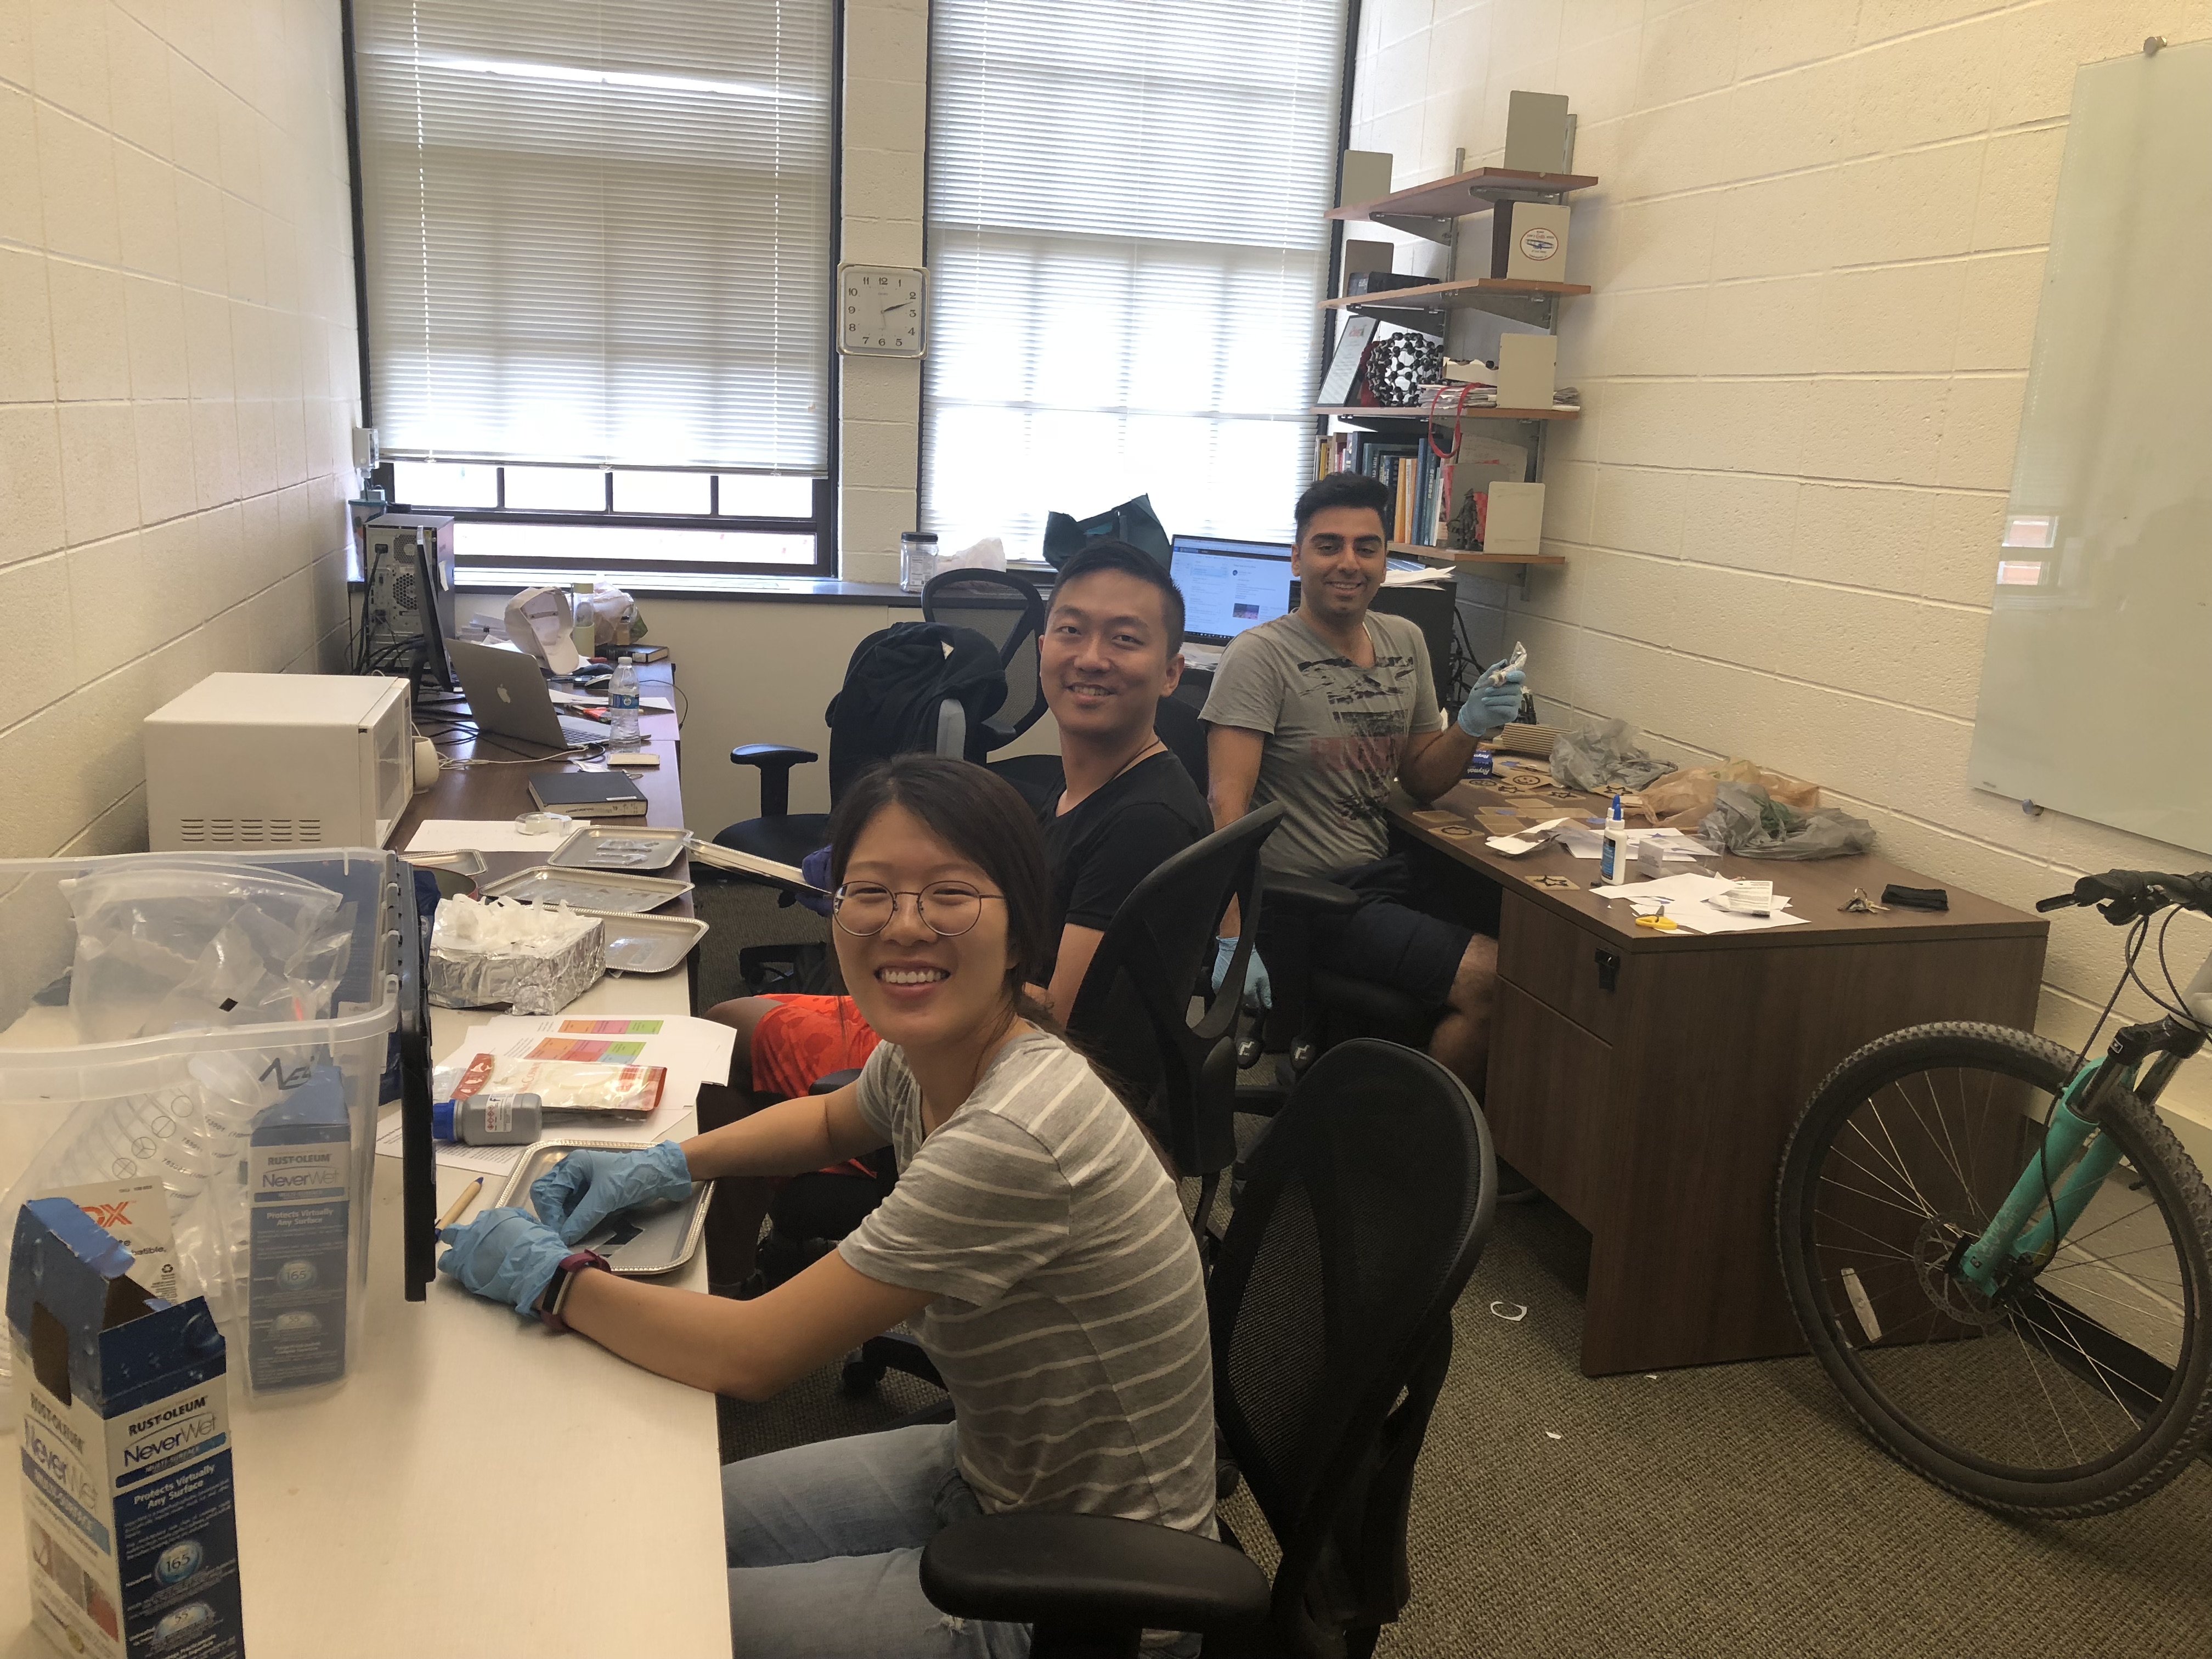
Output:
(2034, 870), (2212, 923)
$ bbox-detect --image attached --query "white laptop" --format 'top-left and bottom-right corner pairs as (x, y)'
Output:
(447, 638), (611, 749)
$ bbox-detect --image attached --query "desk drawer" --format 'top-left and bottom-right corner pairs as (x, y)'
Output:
(1497, 892), (1628, 1042)
(1485, 981), (1612, 1229)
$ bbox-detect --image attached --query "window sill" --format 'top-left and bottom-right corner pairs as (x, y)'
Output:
(442, 573), (927, 605)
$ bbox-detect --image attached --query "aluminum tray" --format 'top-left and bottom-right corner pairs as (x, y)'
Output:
(545, 823), (692, 872)
(598, 912), (708, 974)
(498, 1137), (712, 1275)
(478, 865), (693, 913)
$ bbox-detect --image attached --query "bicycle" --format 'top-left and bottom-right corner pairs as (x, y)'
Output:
(1775, 868), (2212, 1517)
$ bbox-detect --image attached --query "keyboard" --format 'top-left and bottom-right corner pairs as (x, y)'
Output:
(559, 714), (612, 745)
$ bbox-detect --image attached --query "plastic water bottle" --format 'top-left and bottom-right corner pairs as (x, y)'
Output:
(607, 655), (642, 749)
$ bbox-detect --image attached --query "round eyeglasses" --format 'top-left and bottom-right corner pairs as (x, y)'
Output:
(832, 882), (1004, 939)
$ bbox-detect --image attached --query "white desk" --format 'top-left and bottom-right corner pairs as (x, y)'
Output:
(0, 965), (736, 1659)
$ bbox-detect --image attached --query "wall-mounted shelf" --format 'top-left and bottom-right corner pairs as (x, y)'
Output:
(1391, 541), (1568, 568)
(1327, 166), (1598, 243)
(1323, 274), (1592, 331)
(1312, 403), (1579, 424)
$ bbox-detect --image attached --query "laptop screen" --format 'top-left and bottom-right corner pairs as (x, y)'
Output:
(1169, 535), (1295, 642)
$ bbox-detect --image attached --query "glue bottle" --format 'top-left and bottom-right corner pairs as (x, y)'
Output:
(432, 1092), (544, 1147)
(1599, 793), (1630, 884)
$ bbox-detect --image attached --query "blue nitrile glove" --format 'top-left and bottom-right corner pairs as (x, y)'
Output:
(1211, 935), (1273, 1011)
(1458, 667), (1527, 737)
(796, 845), (833, 917)
(529, 1140), (694, 1246)
(438, 1207), (571, 1318)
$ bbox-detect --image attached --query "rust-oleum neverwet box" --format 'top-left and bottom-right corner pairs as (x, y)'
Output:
(10, 1198), (245, 1659)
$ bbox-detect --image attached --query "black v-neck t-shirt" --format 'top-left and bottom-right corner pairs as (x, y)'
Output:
(1039, 751), (1212, 943)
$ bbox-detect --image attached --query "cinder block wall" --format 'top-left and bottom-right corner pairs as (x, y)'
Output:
(838, 0), (928, 584)
(1352, 0), (2212, 1138)
(0, 0), (359, 859)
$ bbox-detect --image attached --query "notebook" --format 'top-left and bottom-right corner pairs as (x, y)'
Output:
(527, 772), (650, 818)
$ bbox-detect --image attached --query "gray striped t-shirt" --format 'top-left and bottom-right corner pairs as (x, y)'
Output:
(838, 1030), (1216, 1537)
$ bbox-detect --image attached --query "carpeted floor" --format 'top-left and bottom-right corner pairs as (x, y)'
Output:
(718, 1192), (2212, 1658)
(698, 895), (2212, 1656)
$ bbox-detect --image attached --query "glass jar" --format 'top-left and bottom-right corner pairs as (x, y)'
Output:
(899, 531), (940, 594)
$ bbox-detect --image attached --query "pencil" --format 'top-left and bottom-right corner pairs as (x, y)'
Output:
(437, 1177), (484, 1231)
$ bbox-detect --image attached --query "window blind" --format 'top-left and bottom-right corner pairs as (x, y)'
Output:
(356, 0), (833, 472)
(923, 0), (1346, 556)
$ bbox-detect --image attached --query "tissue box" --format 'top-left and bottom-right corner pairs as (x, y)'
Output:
(10, 1198), (245, 1659)
(427, 898), (605, 1015)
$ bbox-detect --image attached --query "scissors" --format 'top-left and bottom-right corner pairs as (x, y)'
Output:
(1634, 899), (1678, 932)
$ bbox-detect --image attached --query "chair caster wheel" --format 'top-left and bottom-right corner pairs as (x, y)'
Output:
(839, 1355), (887, 1397)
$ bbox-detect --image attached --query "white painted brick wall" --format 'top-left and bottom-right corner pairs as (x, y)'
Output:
(838, 0), (929, 583)
(0, 0), (358, 860)
(1354, 0), (2212, 1138)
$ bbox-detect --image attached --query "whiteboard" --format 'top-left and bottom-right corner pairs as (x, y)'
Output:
(1966, 41), (2212, 856)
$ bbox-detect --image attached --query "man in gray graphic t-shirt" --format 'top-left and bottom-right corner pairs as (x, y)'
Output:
(1199, 471), (1527, 1103)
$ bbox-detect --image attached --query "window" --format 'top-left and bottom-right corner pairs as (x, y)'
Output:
(353, 0), (836, 578)
(923, 0), (1347, 559)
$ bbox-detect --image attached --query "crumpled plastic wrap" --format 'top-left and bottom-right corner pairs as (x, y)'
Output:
(1699, 781), (1877, 860)
(1550, 719), (1677, 794)
(64, 860), (356, 1041)
(1641, 760), (1821, 830)
(428, 896), (605, 1014)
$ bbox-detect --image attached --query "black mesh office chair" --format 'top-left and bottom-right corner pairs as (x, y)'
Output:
(715, 622), (1006, 878)
(918, 1040), (1497, 1659)
(1257, 876), (1436, 1071)
(921, 569), (1049, 758)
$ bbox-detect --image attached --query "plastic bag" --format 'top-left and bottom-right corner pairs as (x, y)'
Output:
(1643, 760), (1820, 830)
(583, 584), (647, 647)
(1699, 781), (1876, 860)
(1550, 719), (1677, 794)
(65, 861), (354, 1042)
(428, 896), (605, 1014)
(939, 537), (1007, 574)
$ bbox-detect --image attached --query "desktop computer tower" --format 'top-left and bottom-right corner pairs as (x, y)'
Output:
(363, 513), (458, 689)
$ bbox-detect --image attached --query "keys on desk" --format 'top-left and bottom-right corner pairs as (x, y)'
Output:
(1839, 887), (1891, 914)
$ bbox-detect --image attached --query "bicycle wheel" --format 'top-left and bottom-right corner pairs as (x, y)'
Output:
(1777, 1022), (2212, 1517)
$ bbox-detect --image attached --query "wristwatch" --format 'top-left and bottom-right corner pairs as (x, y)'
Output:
(537, 1250), (611, 1333)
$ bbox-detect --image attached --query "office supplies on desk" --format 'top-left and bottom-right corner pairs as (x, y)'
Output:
(449, 637), (612, 748)
(527, 771), (649, 819)
(437, 1177), (487, 1228)
(1591, 871), (1810, 934)
(1487, 816), (1571, 856)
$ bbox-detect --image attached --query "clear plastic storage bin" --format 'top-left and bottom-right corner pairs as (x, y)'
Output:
(0, 849), (404, 1399)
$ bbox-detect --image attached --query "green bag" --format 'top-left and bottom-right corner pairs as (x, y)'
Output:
(1041, 494), (1172, 571)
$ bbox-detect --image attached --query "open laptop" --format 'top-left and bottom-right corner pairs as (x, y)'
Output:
(446, 637), (611, 749)
(1167, 534), (1295, 668)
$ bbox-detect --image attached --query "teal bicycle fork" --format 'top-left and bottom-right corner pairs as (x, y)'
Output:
(1956, 1059), (2134, 1297)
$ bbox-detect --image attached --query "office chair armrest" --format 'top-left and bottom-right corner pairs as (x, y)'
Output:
(1260, 873), (1363, 921)
(809, 1068), (862, 1095)
(730, 744), (819, 819)
(920, 1513), (1269, 1636)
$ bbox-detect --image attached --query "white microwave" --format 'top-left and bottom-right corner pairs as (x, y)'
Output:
(145, 674), (414, 850)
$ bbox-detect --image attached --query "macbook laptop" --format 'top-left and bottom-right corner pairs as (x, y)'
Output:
(447, 638), (612, 749)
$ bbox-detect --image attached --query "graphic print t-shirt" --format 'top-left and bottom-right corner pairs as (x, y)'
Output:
(1198, 610), (1443, 878)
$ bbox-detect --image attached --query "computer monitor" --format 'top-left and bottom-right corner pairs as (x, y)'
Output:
(1168, 535), (1295, 644)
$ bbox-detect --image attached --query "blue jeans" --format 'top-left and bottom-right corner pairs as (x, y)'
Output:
(723, 1423), (1029, 1659)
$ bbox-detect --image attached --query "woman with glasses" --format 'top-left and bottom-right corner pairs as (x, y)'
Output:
(434, 754), (1216, 1658)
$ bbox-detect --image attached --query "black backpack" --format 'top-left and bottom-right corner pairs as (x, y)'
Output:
(822, 621), (1007, 801)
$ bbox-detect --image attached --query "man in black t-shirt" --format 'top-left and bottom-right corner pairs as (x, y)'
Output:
(1031, 541), (1212, 1013)
(709, 540), (1206, 1085)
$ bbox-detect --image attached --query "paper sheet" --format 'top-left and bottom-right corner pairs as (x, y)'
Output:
(405, 818), (576, 854)
(1589, 871), (1812, 935)
(1556, 825), (1712, 862)
(1486, 816), (1572, 856)
(377, 1013), (736, 1166)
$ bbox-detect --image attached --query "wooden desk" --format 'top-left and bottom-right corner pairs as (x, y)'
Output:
(398, 663), (697, 919)
(1392, 782), (2048, 1376)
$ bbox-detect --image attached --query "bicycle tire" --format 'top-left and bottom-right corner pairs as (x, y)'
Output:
(1777, 1021), (2212, 1517)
